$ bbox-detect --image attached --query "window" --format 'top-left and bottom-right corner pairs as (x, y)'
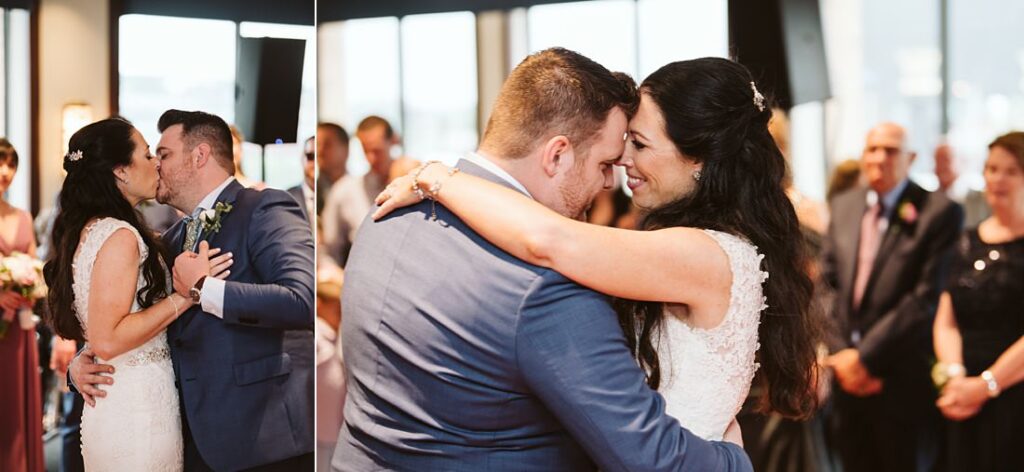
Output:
(527, 1), (638, 78)
(120, 15), (313, 190)
(947, 0), (1024, 188)
(319, 12), (477, 171)
(119, 15), (237, 149)
(822, 0), (942, 181)
(2, 8), (30, 211)
(400, 12), (477, 164)
(318, 17), (401, 176)
(637, 0), (728, 78)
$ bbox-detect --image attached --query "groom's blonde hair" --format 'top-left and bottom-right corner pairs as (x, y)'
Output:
(481, 48), (638, 160)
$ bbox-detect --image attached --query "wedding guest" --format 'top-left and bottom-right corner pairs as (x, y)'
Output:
(0, 138), (44, 472)
(826, 159), (862, 203)
(934, 143), (963, 200)
(321, 116), (397, 266)
(822, 123), (963, 472)
(770, 108), (829, 234)
(315, 277), (345, 472)
(933, 131), (1024, 471)
(317, 122), (350, 214)
(288, 135), (316, 224)
(229, 124), (267, 190)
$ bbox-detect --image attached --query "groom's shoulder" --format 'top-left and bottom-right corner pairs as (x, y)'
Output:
(229, 187), (304, 220)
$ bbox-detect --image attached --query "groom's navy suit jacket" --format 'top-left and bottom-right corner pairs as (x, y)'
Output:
(334, 160), (751, 471)
(164, 180), (315, 471)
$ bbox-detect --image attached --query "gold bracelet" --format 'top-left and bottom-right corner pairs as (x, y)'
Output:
(168, 294), (180, 317)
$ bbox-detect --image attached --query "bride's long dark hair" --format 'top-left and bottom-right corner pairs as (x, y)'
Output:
(43, 118), (169, 342)
(616, 58), (819, 419)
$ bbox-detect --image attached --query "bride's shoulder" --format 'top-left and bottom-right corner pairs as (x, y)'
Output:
(80, 218), (144, 252)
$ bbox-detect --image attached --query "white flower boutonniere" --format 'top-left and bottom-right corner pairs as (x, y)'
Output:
(200, 202), (233, 235)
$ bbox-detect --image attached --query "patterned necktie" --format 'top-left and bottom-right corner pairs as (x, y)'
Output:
(182, 214), (202, 252)
(852, 201), (884, 311)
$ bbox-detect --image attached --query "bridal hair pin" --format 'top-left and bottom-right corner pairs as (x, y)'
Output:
(67, 149), (84, 162)
(750, 82), (766, 112)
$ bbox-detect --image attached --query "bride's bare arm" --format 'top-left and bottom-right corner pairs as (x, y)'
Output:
(375, 163), (732, 310)
(86, 228), (192, 360)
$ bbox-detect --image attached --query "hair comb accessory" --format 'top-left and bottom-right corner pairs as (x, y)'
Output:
(67, 150), (84, 162)
(750, 82), (766, 112)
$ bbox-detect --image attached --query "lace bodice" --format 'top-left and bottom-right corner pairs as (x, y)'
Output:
(72, 218), (168, 364)
(656, 229), (766, 441)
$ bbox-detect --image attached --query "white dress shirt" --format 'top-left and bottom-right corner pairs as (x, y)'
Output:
(464, 151), (534, 198)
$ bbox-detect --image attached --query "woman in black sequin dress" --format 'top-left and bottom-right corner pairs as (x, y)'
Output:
(933, 132), (1024, 472)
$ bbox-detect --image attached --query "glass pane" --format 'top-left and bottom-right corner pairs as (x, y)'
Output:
(637, 0), (728, 78)
(947, 0), (1024, 190)
(240, 142), (264, 182)
(6, 9), (31, 211)
(526, 1), (637, 79)
(319, 18), (402, 176)
(262, 143), (304, 190)
(119, 14), (236, 148)
(821, 0), (941, 180)
(401, 11), (478, 165)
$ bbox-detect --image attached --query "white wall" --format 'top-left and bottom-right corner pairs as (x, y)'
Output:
(37, 0), (111, 209)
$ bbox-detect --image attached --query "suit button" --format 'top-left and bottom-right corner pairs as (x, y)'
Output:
(174, 340), (183, 347)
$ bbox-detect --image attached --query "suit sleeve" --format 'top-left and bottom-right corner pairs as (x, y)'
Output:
(858, 201), (964, 375)
(516, 272), (752, 472)
(221, 190), (315, 330)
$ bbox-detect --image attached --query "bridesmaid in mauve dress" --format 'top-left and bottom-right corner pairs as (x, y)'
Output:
(0, 138), (44, 472)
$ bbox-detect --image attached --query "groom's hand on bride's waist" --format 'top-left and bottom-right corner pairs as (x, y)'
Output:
(69, 347), (115, 407)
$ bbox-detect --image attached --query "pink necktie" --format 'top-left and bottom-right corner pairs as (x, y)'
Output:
(852, 202), (883, 311)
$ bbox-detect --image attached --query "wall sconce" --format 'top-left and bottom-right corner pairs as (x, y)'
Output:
(62, 103), (93, 156)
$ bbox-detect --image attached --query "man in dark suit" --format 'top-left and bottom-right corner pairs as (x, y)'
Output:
(823, 122), (963, 472)
(333, 48), (750, 472)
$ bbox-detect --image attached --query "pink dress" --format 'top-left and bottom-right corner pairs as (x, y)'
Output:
(0, 208), (43, 472)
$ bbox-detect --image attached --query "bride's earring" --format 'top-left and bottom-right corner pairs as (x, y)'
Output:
(692, 169), (702, 182)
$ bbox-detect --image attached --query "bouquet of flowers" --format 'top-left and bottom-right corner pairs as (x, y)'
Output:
(0, 252), (48, 339)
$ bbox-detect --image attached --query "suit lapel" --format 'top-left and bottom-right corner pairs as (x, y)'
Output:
(862, 181), (925, 306)
(837, 188), (868, 308)
(175, 180), (245, 335)
(197, 180), (244, 248)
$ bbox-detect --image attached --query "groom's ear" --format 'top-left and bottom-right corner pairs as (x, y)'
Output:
(193, 143), (212, 169)
(540, 135), (572, 178)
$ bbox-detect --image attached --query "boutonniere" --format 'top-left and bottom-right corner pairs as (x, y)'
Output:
(199, 202), (233, 234)
(897, 201), (919, 225)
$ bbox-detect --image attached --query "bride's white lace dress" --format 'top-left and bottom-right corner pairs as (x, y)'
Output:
(656, 229), (766, 441)
(73, 218), (183, 471)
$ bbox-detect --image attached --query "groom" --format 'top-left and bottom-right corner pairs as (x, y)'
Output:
(333, 48), (751, 471)
(71, 110), (315, 471)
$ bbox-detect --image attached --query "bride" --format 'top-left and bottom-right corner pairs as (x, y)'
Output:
(43, 118), (231, 470)
(375, 57), (819, 440)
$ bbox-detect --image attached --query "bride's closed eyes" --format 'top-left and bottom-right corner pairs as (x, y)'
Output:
(631, 139), (647, 151)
